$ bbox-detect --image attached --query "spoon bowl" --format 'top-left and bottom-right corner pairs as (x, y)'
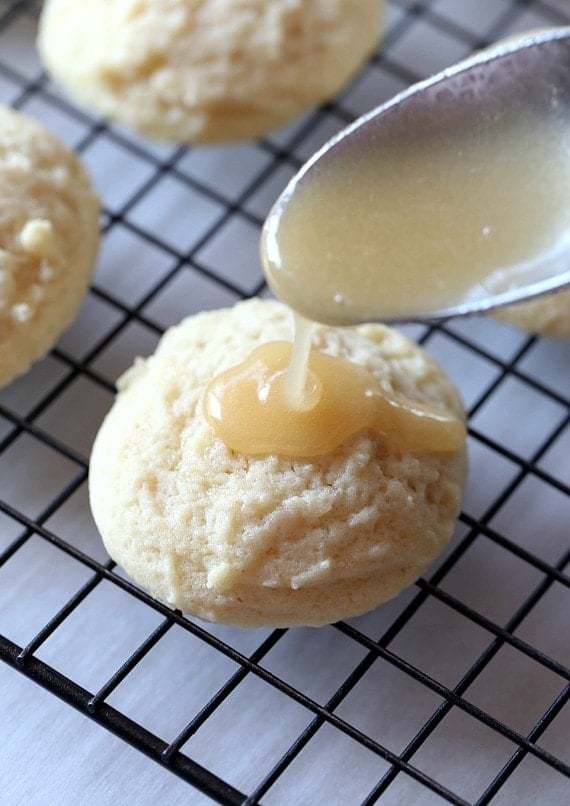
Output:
(261, 27), (570, 325)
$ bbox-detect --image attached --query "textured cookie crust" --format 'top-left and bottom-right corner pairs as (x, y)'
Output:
(38, 0), (383, 144)
(493, 289), (570, 339)
(0, 106), (99, 388)
(90, 300), (467, 627)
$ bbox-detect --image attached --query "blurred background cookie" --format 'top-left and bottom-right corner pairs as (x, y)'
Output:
(493, 289), (570, 339)
(0, 105), (99, 389)
(38, 0), (384, 144)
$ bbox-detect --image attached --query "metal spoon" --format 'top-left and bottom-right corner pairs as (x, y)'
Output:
(261, 27), (570, 325)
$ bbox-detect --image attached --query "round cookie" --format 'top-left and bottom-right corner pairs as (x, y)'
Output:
(90, 299), (467, 628)
(493, 289), (570, 339)
(0, 105), (99, 389)
(37, 0), (383, 145)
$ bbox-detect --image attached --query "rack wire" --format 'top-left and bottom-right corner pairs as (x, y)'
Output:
(0, 1), (569, 803)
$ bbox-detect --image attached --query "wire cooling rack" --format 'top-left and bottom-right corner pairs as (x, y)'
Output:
(0, 1), (569, 803)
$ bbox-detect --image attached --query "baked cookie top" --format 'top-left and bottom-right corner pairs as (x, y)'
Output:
(493, 288), (570, 339)
(0, 105), (99, 388)
(90, 299), (467, 627)
(38, 0), (383, 144)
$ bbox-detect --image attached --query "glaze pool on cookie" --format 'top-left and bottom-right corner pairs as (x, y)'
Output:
(204, 340), (465, 458)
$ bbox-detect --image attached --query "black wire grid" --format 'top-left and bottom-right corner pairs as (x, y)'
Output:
(0, 1), (569, 803)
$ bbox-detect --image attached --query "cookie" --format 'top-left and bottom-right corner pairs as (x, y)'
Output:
(493, 289), (570, 339)
(89, 299), (467, 627)
(0, 105), (99, 389)
(38, 0), (383, 144)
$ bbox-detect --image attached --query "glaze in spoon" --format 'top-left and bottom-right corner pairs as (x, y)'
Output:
(261, 27), (570, 325)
